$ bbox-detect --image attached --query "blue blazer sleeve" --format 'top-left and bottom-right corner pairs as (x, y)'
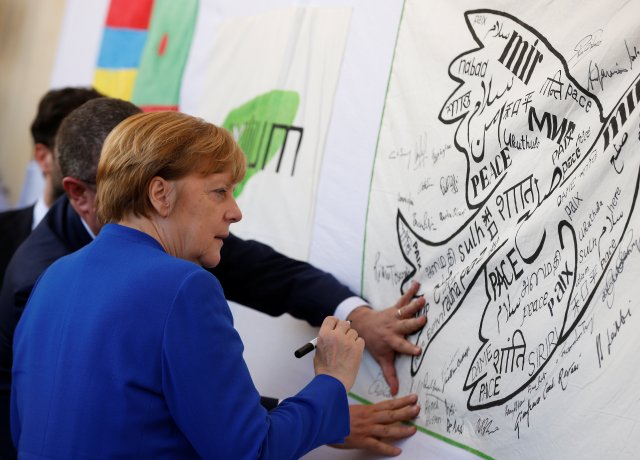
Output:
(161, 270), (349, 459)
(211, 234), (356, 326)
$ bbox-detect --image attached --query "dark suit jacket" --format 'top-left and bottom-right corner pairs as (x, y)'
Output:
(213, 234), (355, 327)
(0, 205), (33, 456)
(0, 195), (356, 456)
(0, 205), (34, 289)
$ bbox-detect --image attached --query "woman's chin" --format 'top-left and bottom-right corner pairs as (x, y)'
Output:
(199, 252), (221, 268)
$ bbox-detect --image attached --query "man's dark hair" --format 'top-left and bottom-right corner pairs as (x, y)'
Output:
(56, 97), (142, 183)
(30, 87), (103, 149)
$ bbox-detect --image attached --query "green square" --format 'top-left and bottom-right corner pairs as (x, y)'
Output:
(131, 0), (199, 107)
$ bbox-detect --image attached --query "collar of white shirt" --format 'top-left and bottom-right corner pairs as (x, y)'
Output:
(80, 216), (96, 239)
(31, 196), (48, 230)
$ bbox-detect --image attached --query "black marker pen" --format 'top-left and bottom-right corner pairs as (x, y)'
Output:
(294, 321), (351, 358)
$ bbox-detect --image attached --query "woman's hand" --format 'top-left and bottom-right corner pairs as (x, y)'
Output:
(313, 317), (365, 391)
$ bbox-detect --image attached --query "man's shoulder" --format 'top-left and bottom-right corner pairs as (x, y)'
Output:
(17, 213), (69, 260)
(0, 205), (33, 222)
(4, 220), (70, 294)
(0, 206), (33, 242)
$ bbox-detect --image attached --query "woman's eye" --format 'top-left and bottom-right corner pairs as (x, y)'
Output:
(214, 189), (227, 197)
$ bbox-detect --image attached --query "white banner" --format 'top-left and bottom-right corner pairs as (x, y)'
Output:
(192, 6), (351, 260)
(359, 1), (640, 458)
(48, 0), (640, 457)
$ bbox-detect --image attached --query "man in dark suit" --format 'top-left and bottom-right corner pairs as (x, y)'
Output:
(1, 98), (427, 458)
(0, 87), (102, 290)
(0, 210), (32, 290)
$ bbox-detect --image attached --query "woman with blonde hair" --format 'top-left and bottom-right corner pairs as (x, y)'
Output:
(11, 111), (364, 459)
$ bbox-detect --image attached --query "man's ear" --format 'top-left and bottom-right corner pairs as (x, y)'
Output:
(148, 177), (174, 218)
(33, 143), (54, 176)
(62, 177), (90, 204)
(62, 176), (96, 220)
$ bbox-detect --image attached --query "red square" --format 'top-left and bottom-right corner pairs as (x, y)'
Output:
(105, 0), (154, 30)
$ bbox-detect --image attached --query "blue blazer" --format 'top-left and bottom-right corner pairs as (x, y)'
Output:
(0, 196), (357, 456)
(0, 198), (90, 458)
(11, 224), (349, 458)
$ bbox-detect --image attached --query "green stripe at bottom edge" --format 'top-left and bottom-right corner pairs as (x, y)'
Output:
(347, 392), (495, 460)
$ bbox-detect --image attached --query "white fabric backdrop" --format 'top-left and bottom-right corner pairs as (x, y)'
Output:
(358, 0), (640, 458)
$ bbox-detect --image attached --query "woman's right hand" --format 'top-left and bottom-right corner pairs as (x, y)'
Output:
(313, 317), (365, 391)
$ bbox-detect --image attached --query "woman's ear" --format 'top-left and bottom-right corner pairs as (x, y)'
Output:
(148, 177), (175, 218)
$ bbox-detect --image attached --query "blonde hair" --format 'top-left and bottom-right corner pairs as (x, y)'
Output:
(96, 111), (246, 224)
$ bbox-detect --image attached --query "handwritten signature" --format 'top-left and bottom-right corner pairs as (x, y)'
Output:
(568, 30), (603, 67)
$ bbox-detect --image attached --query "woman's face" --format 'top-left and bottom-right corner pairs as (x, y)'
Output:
(169, 170), (242, 268)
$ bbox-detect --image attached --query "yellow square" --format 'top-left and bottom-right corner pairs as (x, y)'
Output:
(94, 69), (138, 101)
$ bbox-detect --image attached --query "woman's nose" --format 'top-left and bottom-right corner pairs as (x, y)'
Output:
(227, 199), (242, 223)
